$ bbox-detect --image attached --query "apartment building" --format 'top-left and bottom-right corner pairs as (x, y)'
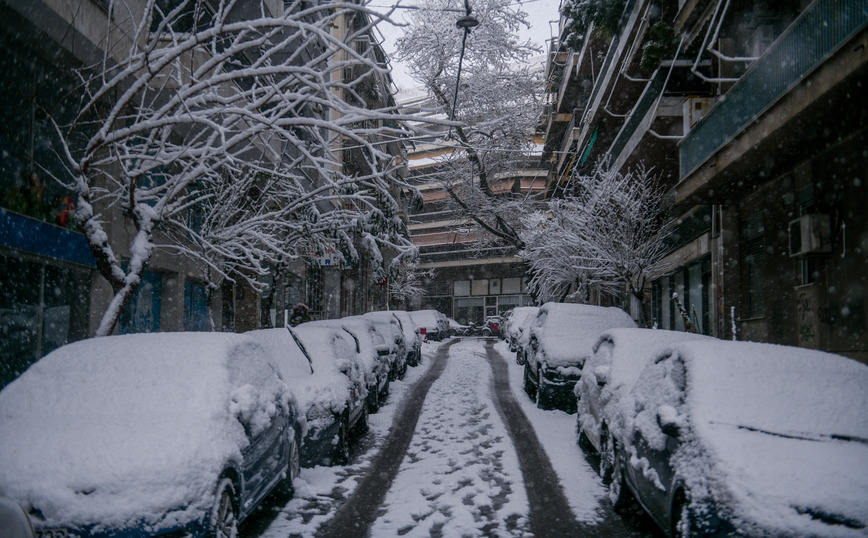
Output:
(0, 0), (406, 387)
(401, 92), (546, 323)
(542, 0), (867, 360)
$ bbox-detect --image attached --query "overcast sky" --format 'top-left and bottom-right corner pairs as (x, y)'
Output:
(371, 0), (563, 98)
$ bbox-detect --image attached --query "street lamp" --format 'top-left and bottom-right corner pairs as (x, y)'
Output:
(448, 0), (479, 137)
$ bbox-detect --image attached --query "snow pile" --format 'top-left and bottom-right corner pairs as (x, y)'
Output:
(532, 303), (636, 368)
(0, 332), (286, 533)
(629, 340), (868, 536)
(576, 328), (709, 445)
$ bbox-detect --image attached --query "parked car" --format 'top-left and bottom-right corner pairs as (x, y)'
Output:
(611, 340), (868, 537)
(408, 309), (449, 341)
(447, 316), (469, 337)
(0, 332), (301, 537)
(248, 327), (368, 466)
(575, 328), (709, 482)
(390, 310), (423, 366)
(310, 317), (392, 412)
(362, 311), (409, 379)
(523, 302), (636, 411)
(503, 306), (539, 356)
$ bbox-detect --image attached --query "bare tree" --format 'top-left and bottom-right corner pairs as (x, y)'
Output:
(395, 0), (543, 249)
(52, 0), (417, 335)
(520, 164), (670, 322)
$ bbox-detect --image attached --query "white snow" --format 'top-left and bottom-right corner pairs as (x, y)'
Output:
(576, 327), (711, 447)
(529, 303), (637, 369)
(629, 340), (868, 536)
(259, 338), (609, 536)
(0, 332), (287, 533)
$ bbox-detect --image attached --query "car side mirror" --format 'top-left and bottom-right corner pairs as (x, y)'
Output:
(656, 405), (682, 438)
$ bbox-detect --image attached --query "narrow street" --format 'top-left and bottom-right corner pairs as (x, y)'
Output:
(246, 339), (661, 537)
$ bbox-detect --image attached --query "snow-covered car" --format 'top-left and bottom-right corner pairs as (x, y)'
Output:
(389, 310), (423, 367)
(610, 340), (868, 537)
(503, 306), (539, 356)
(447, 316), (468, 337)
(575, 328), (709, 482)
(0, 332), (301, 537)
(523, 302), (636, 411)
(310, 317), (392, 412)
(363, 311), (409, 379)
(408, 309), (449, 341)
(248, 327), (367, 466)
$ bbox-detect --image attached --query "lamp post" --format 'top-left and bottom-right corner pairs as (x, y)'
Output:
(448, 0), (479, 137)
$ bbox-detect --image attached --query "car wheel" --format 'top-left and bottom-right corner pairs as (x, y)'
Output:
(352, 404), (369, 436)
(209, 478), (238, 538)
(368, 386), (379, 413)
(523, 363), (537, 400)
(609, 446), (633, 511)
(599, 427), (615, 484)
(334, 414), (350, 465)
(275, 428), (301, 498)
(380, 378), (390, 401)
(535, 372), (550, 410)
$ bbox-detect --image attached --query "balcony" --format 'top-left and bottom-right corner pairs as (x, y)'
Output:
(679, 0), (868, 179)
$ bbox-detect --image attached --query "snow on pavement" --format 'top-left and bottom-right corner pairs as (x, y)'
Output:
(369, 338), (530, 537)
(496, 339), (608, 525)
(257, 338), (608, 536)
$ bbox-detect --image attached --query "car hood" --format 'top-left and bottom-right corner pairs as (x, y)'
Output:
(0, 412), (242, 532)
(690, 422), (868, 536)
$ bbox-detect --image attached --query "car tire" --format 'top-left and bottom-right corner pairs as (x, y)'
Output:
(334, 413), (350, 465)
(275, 428), (301, 498)
(536, 372), (550, 410)
(352, 404), (369, 436)
(599, 427), (615, 484)
(208, 478), (239, 538)
(368, 386), (379, 413)
(609, 446), (633, 511)
(523, 363), (537, 400)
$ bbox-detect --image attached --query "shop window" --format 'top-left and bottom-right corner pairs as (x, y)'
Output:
(454, 297), (484, 325)
(119, 270), (162, 334)
(0, 254), (89, 388)
(184, 281), (209, 331)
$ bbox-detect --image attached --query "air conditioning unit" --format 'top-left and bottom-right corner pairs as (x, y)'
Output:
(789, 214), (831, 256)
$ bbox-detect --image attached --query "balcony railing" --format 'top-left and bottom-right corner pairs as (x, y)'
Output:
(679, 0), (868, 179)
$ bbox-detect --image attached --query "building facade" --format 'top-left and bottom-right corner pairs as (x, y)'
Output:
(542, 0), (867, 361)
(0, 0), (407, 388)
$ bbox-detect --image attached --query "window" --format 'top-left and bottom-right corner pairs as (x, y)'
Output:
(0, 254), (90, 388)
(742, 213), (766, 318)
(471, 279), (488, 296)
(184, 281), (209, 331)
(453, 280), (470, 296)
(119, 271), (162, 334)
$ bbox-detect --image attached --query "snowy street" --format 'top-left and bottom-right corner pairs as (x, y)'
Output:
(243, 339), (660, 537)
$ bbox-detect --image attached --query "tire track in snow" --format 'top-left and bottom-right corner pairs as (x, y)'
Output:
(485, 342), (580, 537)
(368, 338), (530, 537)
(315, 340), (456, 537)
